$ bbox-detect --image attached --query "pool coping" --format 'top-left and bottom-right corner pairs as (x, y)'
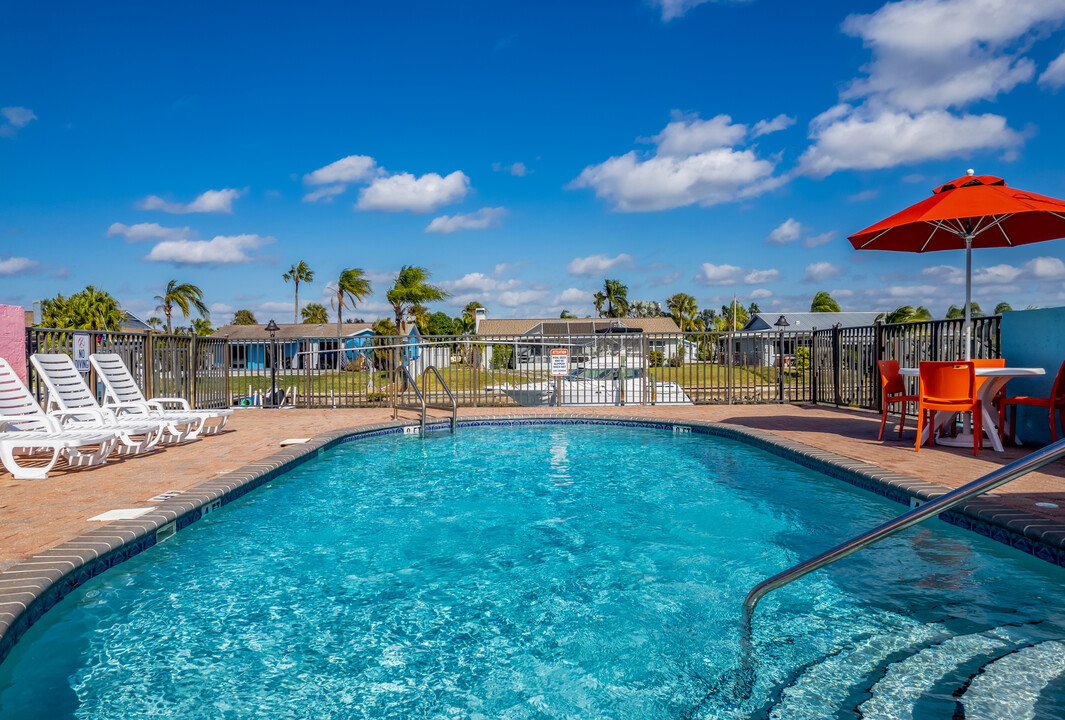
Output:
(2, 413), (1064, 667)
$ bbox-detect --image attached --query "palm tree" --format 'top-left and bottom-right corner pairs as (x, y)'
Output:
(154, 280), (209, 334)
(666, 293), (699, 331)
(880, 305), (933, 324)
(232, 309), (257, 325)
(459, 301), (485, 333)
(994, 302), (1013, 314)
(409, 303), (431, 334)
(301, 302), (329, 324)
(592, 291), (606, 318)
(191, 318), (214, 336)
(946, 302), (983, 320)
(386, 266), (451, 380)
(560, 309), (576, 319)
(42, 286), (125, 331)
(810, 291), (841, 313)
(603, 279), (629, 318)
(329, 268), (371, 368)
(147, 317), (164, 330)
(283, 260), (314, 324)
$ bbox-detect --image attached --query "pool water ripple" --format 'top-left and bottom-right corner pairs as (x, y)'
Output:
(2, 424), (1065, 719)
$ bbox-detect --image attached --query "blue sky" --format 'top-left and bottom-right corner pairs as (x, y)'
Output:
(3, 0), (1065, 326)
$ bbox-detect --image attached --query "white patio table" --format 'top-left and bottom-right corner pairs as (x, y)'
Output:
(900, 366), (1045, 453)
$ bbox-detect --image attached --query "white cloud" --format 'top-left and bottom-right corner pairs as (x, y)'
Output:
(357, 171), (469, 213)
(570, 112), (785, 212)
(493, 161), (529, 176)
(743, 269), (780, 284)
(924, 256), (1065, 286)
(1026, 256), (1065, 279)
(302, 185), (346, 203)
(566, 253), (635, 277)
(425, 207), (507, 234)
(0, 106), (36, 138)
(695, 263), (779, 286)
(802, 262), (844, 283)
(752, 114), (796, 137)
(840, 0), (1065, 111)
(0, 256), (42, 276)
(442, 272), (520, 293)
(848, 189), (880, 202)
(144, 234), (274, 265)
(798, 107), (1023, 177)
(304, 155), (377, 185)
(651, 0), (739, 21)
(767, 218), (803, 246)
(652, 114), (748, 156)
(749, 288), (774, 299)
(497, 289), (549, 307)
(1040, 49), (1065, 88)
(554, 288), (593, 305)
(106, 222), (193, 243)
(804, 231), (836, 249)
(138, 188), (244, 214)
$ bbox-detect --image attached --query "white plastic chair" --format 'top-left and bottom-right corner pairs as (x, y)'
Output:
(89, 353), (206, 441)
(30, 353), (167, 455)
(90, 352), (232, 436)
(0, 358), (119, 479)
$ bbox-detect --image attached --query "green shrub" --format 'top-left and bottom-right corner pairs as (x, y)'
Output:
(668, 346), (685, 367)
(648, 350), (664, 367)
(491, 344), (514, 369)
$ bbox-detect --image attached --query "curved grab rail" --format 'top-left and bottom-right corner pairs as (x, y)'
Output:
(742, 437), (1065, 625)
(420, 365), (457, 431)
(391, 365), (457, 432)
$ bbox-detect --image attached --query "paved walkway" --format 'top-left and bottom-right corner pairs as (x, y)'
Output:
(1, 404), (1063, 571)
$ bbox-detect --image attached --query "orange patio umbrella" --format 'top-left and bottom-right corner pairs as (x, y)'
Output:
(848, 170), (1065, 359)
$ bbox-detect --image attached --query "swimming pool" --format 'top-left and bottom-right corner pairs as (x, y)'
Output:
(2, 423), (1064, 719)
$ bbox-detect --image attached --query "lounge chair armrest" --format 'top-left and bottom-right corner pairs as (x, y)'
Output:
(0, 414), (60, 432)
(49, 408), (110, 425)
(150, 397), (191, 410)
(104, 401), (154, 416)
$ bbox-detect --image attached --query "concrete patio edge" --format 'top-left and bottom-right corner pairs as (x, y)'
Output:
(2, 413), (1063, 667)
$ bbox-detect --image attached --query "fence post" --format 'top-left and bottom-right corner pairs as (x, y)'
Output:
(832, 323), (842, 407)
(144, 333), (155, 399)
(188, 334), (198, 409)
(873, 320), (884, 413)
(223, 339), (230, 407)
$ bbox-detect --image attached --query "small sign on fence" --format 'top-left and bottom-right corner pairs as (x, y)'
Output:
(73, 333), (90, 372)
(549, 348), (569, 376)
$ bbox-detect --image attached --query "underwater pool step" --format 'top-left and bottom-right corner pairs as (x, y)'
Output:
(858, 625), (1030, 720)
(767, 622), (944, 720)
(959, 639), (1065, 720)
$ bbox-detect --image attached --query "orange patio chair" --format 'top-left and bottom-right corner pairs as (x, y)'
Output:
(877, 360), (918, 441)
(999, 359), (1065, 443)
(916, 361), (981, 456)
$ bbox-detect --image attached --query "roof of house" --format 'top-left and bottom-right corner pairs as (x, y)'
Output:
(742, 311), (883, 332)
(476, 317), (681, 336)
(212, 322), (379, 340)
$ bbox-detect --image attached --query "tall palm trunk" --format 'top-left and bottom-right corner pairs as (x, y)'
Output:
(293, 281), (299, 324)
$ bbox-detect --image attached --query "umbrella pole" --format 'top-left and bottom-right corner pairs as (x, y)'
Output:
(964, 234), (973, 361)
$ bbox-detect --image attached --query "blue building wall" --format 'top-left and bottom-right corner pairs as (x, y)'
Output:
(1000, 307), (1065, 444)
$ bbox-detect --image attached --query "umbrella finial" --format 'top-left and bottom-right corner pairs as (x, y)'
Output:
(966, 168), (975, 176)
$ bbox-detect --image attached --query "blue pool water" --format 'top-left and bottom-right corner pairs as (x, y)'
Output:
(2, 424), (1065, 719)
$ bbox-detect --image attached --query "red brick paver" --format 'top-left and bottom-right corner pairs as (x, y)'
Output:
(1, 404), (1063, 571)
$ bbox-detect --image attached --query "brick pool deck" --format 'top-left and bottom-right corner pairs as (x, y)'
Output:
(2, 403), (1064, 573)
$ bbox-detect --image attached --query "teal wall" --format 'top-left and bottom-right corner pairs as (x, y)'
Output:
(1000, 307), (1065, 444)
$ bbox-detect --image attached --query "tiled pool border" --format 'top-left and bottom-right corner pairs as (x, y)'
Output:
(2, 413), (1064, 666)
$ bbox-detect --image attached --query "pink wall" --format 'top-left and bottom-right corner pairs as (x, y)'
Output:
(0, 305), (27, 383)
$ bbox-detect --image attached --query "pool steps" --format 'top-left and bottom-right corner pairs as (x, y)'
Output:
(762, 619), (1065, 719)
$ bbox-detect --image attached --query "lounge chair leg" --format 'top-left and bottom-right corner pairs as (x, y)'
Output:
(1, 445), (61, 480)
(915, 410), (924, 452)
(62, 438), (116, 467)
(898, 404), (907, 439)
(879, 405), (888, 441)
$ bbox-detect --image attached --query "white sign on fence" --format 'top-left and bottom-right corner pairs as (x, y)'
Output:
(73, 333), (90, 372)
(549, 347), (569, 376)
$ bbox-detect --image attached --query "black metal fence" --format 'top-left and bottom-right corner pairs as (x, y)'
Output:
(22, 316), (1000, 411)
(811, 316), (1001, 411)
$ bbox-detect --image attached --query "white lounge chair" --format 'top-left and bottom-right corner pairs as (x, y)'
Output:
(30, 353), (167, 455)
(0, 358), (119, 479)
(89, 353), (206, 441)
(90, 353), (232, 436)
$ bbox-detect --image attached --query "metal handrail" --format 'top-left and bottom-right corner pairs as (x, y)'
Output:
(392, 366), (426, 430)
(391, 365), (457, 432)
(743, 437), (1065, 624)
(421, 365), (457, 431)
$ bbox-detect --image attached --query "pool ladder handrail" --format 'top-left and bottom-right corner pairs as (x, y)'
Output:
(742, 437), (1065, 625)
(392, 365), (457, 432)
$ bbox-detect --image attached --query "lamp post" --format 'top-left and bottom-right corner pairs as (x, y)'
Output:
(265, 319), (279, 408)
(774, 315), (789, 404)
